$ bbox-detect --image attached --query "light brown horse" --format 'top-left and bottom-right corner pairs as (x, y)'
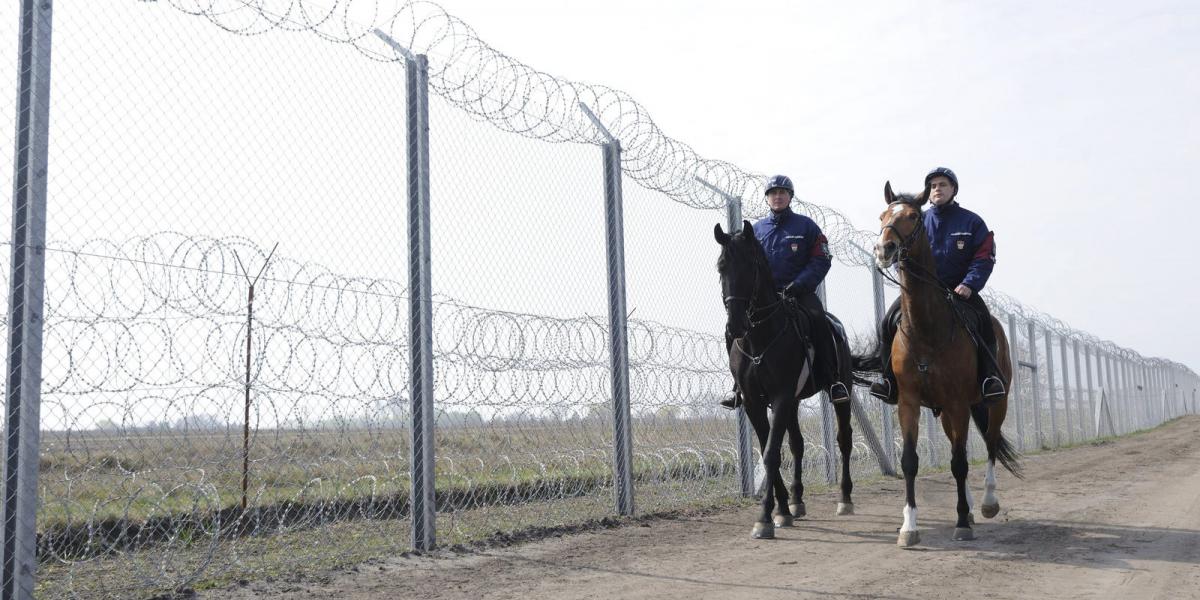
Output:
(867, 182), (1021, 547)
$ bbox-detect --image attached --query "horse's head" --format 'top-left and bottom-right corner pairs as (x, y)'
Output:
(715, 220), (767, 338)
(875, 181), (928, 269)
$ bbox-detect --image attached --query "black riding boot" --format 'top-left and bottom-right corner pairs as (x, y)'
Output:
(979, 339), (1005, 402)
(869, 299), (901, 404)
(720, 386), (741, 410)
(868, 354), (898, 404)
(967, 294), (1006, 403)
(828, 333), (850, 404)
(720, 332), (742, 410)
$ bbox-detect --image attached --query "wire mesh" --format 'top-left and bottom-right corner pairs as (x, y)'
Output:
(0, 1), (1194, 598)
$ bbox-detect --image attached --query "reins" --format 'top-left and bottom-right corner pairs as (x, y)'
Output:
(724, 247), (807, 368)
(877, 203), (1003, 371)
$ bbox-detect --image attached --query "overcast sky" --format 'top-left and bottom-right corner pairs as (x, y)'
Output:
(3, 0), (1196, 383)
(431, 0), (1200, 370)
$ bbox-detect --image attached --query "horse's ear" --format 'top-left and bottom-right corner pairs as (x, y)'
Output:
(714, 223), (731, 244)
(884, 181), (895, 205)
(913, 189), (929, 207)
(741, 219), (753, 234)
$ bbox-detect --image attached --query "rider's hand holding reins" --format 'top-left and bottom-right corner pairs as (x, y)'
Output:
(954, 284), (973, 299)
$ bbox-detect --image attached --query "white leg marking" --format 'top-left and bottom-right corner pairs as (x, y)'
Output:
(983, 460), (997, 506)
(901, 505), (918, 532)
(964, 482), (975, 513)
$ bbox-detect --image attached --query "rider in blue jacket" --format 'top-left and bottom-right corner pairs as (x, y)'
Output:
(869, 167), (1006, 403)
(722, 175), (850, 409)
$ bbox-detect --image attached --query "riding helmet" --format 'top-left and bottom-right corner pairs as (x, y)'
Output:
(765, 174), (795, 197)
(924, 166), (959, 194)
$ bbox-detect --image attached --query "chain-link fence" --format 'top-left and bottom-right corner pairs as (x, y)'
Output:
(2, 2), (1198, 598)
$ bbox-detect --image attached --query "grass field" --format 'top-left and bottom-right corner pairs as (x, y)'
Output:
(36, 407), (896, 598)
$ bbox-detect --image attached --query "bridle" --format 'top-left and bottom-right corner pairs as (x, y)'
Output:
(722, 247), (792, 366)
(877, 202), (946, 292)
(877, 201), (980, 347)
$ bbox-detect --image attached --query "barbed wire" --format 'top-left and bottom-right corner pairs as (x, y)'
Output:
(26, 234), (736, 413)
(34, 233), (888, 597)
(145, 0), (1194, 377)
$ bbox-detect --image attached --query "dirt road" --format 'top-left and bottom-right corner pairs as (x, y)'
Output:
(219, 416), (1200, 600)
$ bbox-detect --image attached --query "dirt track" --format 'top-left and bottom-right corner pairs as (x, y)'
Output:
(218, 416), (1200, 600)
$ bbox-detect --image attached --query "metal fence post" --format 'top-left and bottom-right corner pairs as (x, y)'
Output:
(382, 36), (439, 551)
(581, 103), (635, 516)
(698, 178), (757, 497)
(3, 2), (53, 597)
(1143, 364), (1153, 427)
(1103, 352), (1117, 434)
(871, 267), (897, 470)
(1159, 366), (1168, 424)
(1026, 320), (1043, 449)
(1007, 314), (1025, 450)
(1118, 355), (1128, 432)
(1105, 352), (1116, 432)
(1043, 328), (1059, 447)
(1072, 339), (1085, 440)
(716, 185), (757, 497)
(1098, 351), (1110, 432)
(1058, 334), (1073, 445)
(816, 284), (837, 483)
(1083, 343), (1096, 439)
(603, 138), (634, 516)
(1118, 357), (1131, 432)
(1099, 350), (1104, 434)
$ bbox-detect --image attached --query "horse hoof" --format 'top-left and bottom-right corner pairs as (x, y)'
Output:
(789, 502), (806, 518)
(752, 522), (775, 539)
(897, 530), (920, 547)
(773, 514), (794, 528)
(981, 503), (1000, 519)
(836, 502), (855, 516)
(954, 527), (975, 541)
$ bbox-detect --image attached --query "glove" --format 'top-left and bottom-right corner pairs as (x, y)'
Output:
(783, 282), (807, 299)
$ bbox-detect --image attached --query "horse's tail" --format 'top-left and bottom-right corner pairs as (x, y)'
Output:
(850, 335), (883, 387)
(970, 403), (1024, 480)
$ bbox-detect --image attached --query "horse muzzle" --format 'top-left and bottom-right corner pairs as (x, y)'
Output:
(875, 240), (898, 269)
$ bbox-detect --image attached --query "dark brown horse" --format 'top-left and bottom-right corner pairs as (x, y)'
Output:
(716, 221), (856, 540)
(858, 183), (1021, 546)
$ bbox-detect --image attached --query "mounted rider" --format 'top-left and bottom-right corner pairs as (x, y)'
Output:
(869, 167), (1006, 403)
(722, 174), (850, 408)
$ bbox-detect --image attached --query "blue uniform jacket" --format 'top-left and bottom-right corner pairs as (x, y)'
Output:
(752, 207), (832, 294)
(924, 201), (996, 292)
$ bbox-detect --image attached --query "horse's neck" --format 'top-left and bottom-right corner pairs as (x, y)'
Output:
(898, 247), (952, 347)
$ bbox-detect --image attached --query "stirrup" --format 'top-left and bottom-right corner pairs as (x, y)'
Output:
(719, 390), (741, 411)
(829, 382), (850, 404)
(869, 378), (897, 404)
(981, 376), (1005, 399)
